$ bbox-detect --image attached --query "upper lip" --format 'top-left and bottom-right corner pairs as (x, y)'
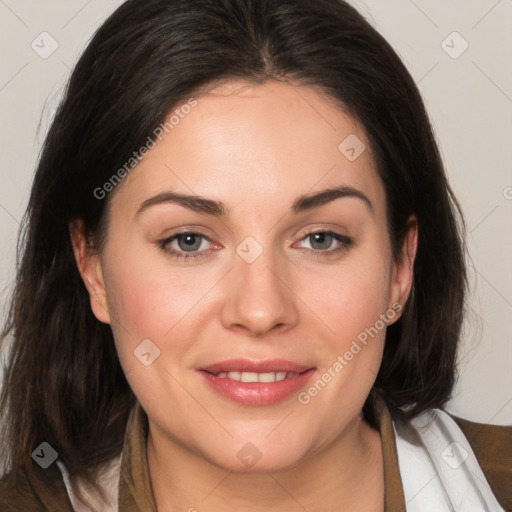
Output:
(200, 358), (314, 374)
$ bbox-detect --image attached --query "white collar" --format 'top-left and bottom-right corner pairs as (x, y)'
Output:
(392, 406), (506, 511)
(57, 454), (121, 512)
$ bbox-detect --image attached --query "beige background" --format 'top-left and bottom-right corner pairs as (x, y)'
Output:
(0, 0), (511, 424)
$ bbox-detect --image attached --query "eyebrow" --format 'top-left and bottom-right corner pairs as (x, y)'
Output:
(135, 185), (373, 218)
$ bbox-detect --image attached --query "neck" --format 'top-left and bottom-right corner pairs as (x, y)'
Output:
(146, 413), (384, 512)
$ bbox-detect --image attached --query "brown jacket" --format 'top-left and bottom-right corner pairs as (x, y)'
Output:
(1, 395), (511, 511)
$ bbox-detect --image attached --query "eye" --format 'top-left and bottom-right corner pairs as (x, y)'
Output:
(158, 232), (214, 260)
(158, 229), (353, 261)
(296, 230), (353, 254)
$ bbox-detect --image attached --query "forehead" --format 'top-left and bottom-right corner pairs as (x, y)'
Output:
(110, 79), (385, 220)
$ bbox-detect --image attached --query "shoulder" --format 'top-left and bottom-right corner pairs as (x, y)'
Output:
(448, 412), (512, 511)
(387, 400), (512, 511)
(0, 465), (73, 512)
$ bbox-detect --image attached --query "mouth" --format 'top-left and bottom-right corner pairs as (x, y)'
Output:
(197, 359), (316, 406)
(203, 370), (304, 383)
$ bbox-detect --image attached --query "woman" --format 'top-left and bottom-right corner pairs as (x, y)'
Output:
(0, 0), (510, 510)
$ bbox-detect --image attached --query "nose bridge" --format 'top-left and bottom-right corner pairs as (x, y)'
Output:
(220, 235), (298, 336)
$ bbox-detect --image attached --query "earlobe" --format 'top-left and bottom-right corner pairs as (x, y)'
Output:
(388, 215), (418, 322)
(69, 219), (111, 324)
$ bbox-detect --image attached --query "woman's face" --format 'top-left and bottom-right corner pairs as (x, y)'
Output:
(74, 79), (415, 472)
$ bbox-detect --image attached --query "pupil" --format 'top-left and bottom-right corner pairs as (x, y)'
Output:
(181, 234), (200, 251)
(312, 233), (331, 249)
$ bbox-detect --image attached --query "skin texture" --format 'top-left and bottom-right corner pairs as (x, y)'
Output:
(71, 79), (417, 511)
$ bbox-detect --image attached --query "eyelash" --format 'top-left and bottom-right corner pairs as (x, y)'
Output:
(158, 230), (353, 261)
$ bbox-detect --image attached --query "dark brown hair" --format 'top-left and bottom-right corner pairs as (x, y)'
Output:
(0, 0), (467, 505)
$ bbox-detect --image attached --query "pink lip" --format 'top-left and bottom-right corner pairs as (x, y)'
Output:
(197, 359), (316, 406)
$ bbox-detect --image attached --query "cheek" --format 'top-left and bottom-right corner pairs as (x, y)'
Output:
(304, 243), (392, 397)
(103, 262), (199, 402)
(102, 251), (171, 358)
(105, 244), (191, 332)
(313, 252), (391, 331)
(103, 250), (220, 368)
(301, 261), (390, 415)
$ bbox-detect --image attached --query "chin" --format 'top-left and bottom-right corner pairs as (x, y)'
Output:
(198, 438), (309, 474)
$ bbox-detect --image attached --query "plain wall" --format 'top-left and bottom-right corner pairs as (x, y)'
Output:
(0, 0), (511, 424)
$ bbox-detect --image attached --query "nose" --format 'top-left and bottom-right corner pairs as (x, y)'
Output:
(219, 246), (299, 338)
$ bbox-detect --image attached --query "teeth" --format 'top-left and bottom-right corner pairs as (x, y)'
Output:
(258, 372), (279, 382)
(214, 371), (298, 382)
(240, 372), (259, 382)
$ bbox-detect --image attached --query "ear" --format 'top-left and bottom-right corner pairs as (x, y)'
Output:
(387, 215), (418, 324)
(69, 218), (111, 324)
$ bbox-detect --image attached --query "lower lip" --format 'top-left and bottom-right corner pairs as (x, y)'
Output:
(199, 369), (316, 406)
